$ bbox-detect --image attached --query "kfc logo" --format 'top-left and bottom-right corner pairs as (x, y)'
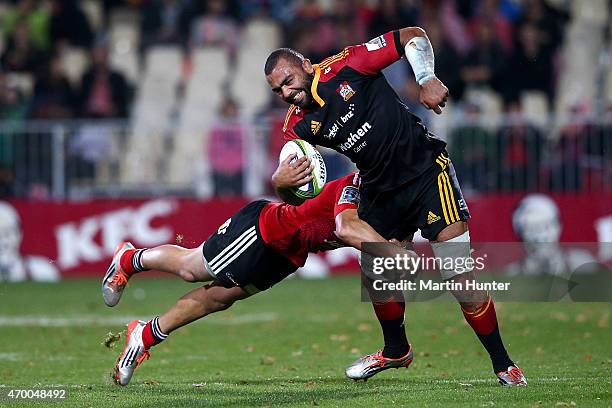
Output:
(56, 199), (177, 269)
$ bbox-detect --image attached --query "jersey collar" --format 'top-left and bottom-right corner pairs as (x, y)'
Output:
(311, 64), (325, 107)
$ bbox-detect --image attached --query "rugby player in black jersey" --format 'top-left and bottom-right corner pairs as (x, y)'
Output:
(264, 27), (526, 386)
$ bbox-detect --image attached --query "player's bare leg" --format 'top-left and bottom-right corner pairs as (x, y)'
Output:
(113, 283), (250, 386)
(140, 243), (212, 282)
(433, 222), (526, 386)
(158, 283), (250, 333)
(102, 242), (212, 307)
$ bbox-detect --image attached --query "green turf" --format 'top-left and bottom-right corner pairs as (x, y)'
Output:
(0, 277), (610, 407)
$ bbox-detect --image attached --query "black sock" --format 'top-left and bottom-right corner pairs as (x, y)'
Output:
(476, 325), (514, 372)
(379, 318), (409, 358)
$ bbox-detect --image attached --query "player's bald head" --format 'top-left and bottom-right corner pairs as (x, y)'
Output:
(264, 48), (305, 75)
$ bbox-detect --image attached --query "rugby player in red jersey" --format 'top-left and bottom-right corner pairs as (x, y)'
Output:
(265, 27), (525, 385)
(102, 171), (414, 386)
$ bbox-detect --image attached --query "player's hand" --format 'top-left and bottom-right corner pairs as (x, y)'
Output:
(419, 77), (449, 115)
(272, 154), (314, 189)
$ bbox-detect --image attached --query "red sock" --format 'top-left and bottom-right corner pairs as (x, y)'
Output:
(462, 297), (513, 372)
(120, 249), (147, 277)
(373, 301), (405, 321)
(141, 317), (168, 349)
(372, 301), (409, 358)
(462, 297), (497, 335)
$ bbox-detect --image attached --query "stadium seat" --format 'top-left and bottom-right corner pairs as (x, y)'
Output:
(606, 64), (612, 105)
(110, 21), (140, 84)
(60, 46), (89, 87)
(570, 0), (609, 25)
(81, 0), (103, 31)
(464, 88), (503, 128)
(521, 91), (550, 128)
(555, 22), (603, 118)
(121, 46), (184, 185)
(241, 19), (280, 50)
(166, 47), (230, 189)
(230, 20), (280, 116)
(5, 73), (34, 96)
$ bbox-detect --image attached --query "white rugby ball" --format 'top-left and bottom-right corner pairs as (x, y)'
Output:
(279, 139), (327, 199)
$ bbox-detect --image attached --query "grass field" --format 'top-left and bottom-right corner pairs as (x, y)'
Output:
(0, 277), (610, 407)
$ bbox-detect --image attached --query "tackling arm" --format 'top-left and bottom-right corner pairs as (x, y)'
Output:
(334, 208), (415, 259)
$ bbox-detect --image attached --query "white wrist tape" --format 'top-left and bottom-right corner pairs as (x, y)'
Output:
(404, 36), (436, 85)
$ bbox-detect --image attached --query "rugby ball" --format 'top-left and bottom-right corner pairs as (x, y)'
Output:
(279, 140), (327, 199)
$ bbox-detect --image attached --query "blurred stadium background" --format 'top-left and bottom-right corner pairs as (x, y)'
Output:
(0, 0), (611, 281)
(0, 2), (611, 405)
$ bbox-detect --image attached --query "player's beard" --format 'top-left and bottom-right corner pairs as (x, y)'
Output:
(290, 72), (315, 109)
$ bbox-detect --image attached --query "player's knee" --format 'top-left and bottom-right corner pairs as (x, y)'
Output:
(431, 229), (472, 281)
(206, 297), (233, 313)
(178, 269), (197, 282)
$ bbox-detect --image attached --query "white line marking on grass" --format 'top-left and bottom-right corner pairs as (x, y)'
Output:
(0, 352), (21, 361)
(0, 312), (278, 327)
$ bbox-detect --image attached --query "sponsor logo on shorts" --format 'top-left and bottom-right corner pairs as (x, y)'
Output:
(324, 66), (332, 74)
(458, 198), (468, 211)
(365, 35), (387, 51)
(336, 81), (355, 101)
(427, 211), (441, 225)
(338, 122), (371, 152)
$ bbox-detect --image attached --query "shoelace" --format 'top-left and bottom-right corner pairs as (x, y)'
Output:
(110, 271), (129, 289)
(366, 349), (387, 368)
(507, 367), (523, 383)
(135, 350), (150, 368)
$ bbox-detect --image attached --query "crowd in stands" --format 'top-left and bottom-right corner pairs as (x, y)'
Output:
(0, 0), (610, 197)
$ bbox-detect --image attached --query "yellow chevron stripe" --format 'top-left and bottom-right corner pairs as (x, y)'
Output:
(436, 158), (446, 170)
(443, 171), (460, 221)
(440, 172), (456, 223)
(437, 173), (451, 224)
(282, 105), (297, 132)
(311, 65), (325, 107)
(319, 49), (348, 68)
(462, 296), (492, 318)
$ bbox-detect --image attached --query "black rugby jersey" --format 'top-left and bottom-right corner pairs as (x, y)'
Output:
(282, 30), (446, 194)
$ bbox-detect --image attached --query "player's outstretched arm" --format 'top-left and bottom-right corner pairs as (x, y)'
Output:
(272, 154), (313, 205)
(334, 208), (415, 259)
(398, 27), (449, 114)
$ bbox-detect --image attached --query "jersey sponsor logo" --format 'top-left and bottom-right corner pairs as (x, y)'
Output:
(365, 35), (387, 51)
(340, 103), (355, 123)
(324, 121), (341, 140)
(427, 211), (441, 225)
(336, 81), (355, 101)
(338, 122), (372, 152)
(338, 186), (360, 206)
(324, 66), (331, 74)
(311, 120), (321, 135)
